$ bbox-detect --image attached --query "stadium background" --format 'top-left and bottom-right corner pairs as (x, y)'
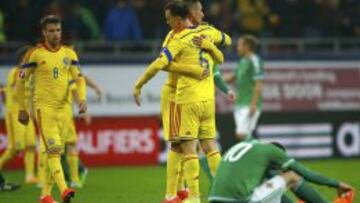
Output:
(0, 0), (359, 202)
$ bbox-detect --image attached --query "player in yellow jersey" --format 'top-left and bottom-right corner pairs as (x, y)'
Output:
(0, 47), (38, 184)
(16, 15), (87, 203)
(134, 1), (227, 203)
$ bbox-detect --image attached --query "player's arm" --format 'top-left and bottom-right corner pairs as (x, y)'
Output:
(133, 39), (184, 106)
(83, 75), (103, 101)
(69, 56), (87, 114)
(213, 64), (235, 101)
(0, 85), (5, 104)
(250, 57), (264, 116)
(16, 63), (36, 125)
(192, 36), (224, 64)
(163, 62), (208, 80)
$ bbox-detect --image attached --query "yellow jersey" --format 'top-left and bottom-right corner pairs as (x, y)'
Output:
(18, 44), (85, 110)
(160, 24), (226, 104)
(5, 68), (18, 111)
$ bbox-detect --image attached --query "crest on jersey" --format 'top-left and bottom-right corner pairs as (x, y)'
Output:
(63, 57), (71, 66)
(47, 138), (55, 146)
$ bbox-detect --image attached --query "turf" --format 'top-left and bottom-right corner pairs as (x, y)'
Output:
(1, 159), (359, 203)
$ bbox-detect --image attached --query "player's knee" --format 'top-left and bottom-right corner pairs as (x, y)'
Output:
(66, 143), (78, 155)
(25, 146), (36, 151)
(283, 171), (302, 188)
(199, 139), (217, 154)
(46, 145), (63, 155)
(180, 140), (197, 155)
(170, 142), (182, 153)
(236, 133), (247, 141)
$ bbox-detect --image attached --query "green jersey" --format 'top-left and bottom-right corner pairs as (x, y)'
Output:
(235, 54), (264, 108)
(209, 140), (339, 202)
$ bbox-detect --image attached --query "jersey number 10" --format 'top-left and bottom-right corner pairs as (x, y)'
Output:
(224, 143), (253, 163)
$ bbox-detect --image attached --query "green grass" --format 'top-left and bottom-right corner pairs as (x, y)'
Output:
(1, 159), (359, 203)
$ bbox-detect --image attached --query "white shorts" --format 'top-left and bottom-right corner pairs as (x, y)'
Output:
(250, 176), (287, 203)
(234, 107), (261, 135)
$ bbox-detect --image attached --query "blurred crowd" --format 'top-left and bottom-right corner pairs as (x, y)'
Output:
(0, 0), (359, 43)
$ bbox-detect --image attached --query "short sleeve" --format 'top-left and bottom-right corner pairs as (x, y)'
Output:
(67, 48), (82, 78)
(250, 55), (264, 80)
(21, 49), (37, 69)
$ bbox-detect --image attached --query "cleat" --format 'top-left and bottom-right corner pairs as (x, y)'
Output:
(177, 188), (189, 200)
(61, 188), (75, 203)
(69, 181), (83, 189)
(0, 182), (21, 192)
(40, 195), (58, 203)
(333, 191), (355, 203)
(26, 175), (39, 184)
(162, 196), (182, 203)
(183, 197), (201, 203)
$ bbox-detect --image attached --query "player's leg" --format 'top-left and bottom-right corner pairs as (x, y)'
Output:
(64, 118), (81, 187)
(199, 101), (221, 177)
(250, 174), (289, 203)
(36, 109), (74, 201)
(24, 118), (38, 184)
(0, 113), (19, 169)
(163, 100), (185, 202)
(248, 109), (261, 139)
(233, 107), (251, 141)
(176, 103), (201, 203)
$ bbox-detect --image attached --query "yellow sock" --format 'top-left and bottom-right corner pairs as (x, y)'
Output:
(24, 148), (36, 178)
(47, 154), (68, 193)
(0, 148), (16, 169)
(67, 153), (80, 184)
(177, 161), (186, 191)
(166, 150), (183, 198)
(206, 151), (221, 177)
(182, 155), (200, 198)
(38, 152), (47, 187)
(41, 154), (54, 196)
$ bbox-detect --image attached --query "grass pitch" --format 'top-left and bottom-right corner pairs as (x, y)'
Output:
(1, 159), (359, 203)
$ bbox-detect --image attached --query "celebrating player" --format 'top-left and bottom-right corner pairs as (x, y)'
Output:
(225, 35), (264, 141)
(162, 0), (234, 202)
(16, 15), (87, 203)
(0, 46), (38, 184)
(209, 140), (354, 203)
(134, 1), (226, 202)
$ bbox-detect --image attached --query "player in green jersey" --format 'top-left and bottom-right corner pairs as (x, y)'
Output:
(209, 140), (353, 203)
(226, 35), (263, 141)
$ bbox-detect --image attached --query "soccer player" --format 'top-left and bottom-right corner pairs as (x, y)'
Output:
(209, 140), (354, 203)
(225, 35), (264, 141)
(134, 2), (225, 202)
(0, 46), (38, 184)
(163, 0), (234, 202)
(17, 15), (87, 203)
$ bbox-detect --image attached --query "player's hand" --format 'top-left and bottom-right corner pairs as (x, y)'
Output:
(78, 101), (87, 114)
(95, 88), (104, 102)
(192, 35), (214, 50)
(82, 113), (92, 126)
(18, 110), (29, 125)
(249, 103), (257, 117)
(337, 182), (354, 196)
(133, 87), (141, 106)
(200, 68), (210, 79)
(227, 90), (236, 102)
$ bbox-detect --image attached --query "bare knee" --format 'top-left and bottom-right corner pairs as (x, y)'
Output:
(66, 143), (77, 155)
(170, 142), (182, 153)
(180, 140), (197, 155)
(236, 133), (247, 141)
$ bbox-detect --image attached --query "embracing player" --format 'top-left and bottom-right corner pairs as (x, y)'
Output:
(17, 15), (87, 203)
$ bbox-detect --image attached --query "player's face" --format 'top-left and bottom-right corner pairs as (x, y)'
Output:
(189, 2), (204, 25)
(237, 38), (247, 56)
(165, 10), (181, 30)
(42, 23), (62, 47)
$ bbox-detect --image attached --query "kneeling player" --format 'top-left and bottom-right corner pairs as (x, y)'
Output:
(209, 140), (353, 203)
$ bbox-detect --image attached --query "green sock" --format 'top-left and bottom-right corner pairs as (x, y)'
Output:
(293, 180), (327, 203)
(199, 156), (212, 182)
(281, 195), (294, 203)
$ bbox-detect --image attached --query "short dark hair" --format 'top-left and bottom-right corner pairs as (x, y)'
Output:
(164, 0), (189, 20)
(16, 45), (32, 64)
(271, 142), (286, 152)
(182, 0), (199, 8)
(40, 15), (61, 30)
(240, 34), (259, 51)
